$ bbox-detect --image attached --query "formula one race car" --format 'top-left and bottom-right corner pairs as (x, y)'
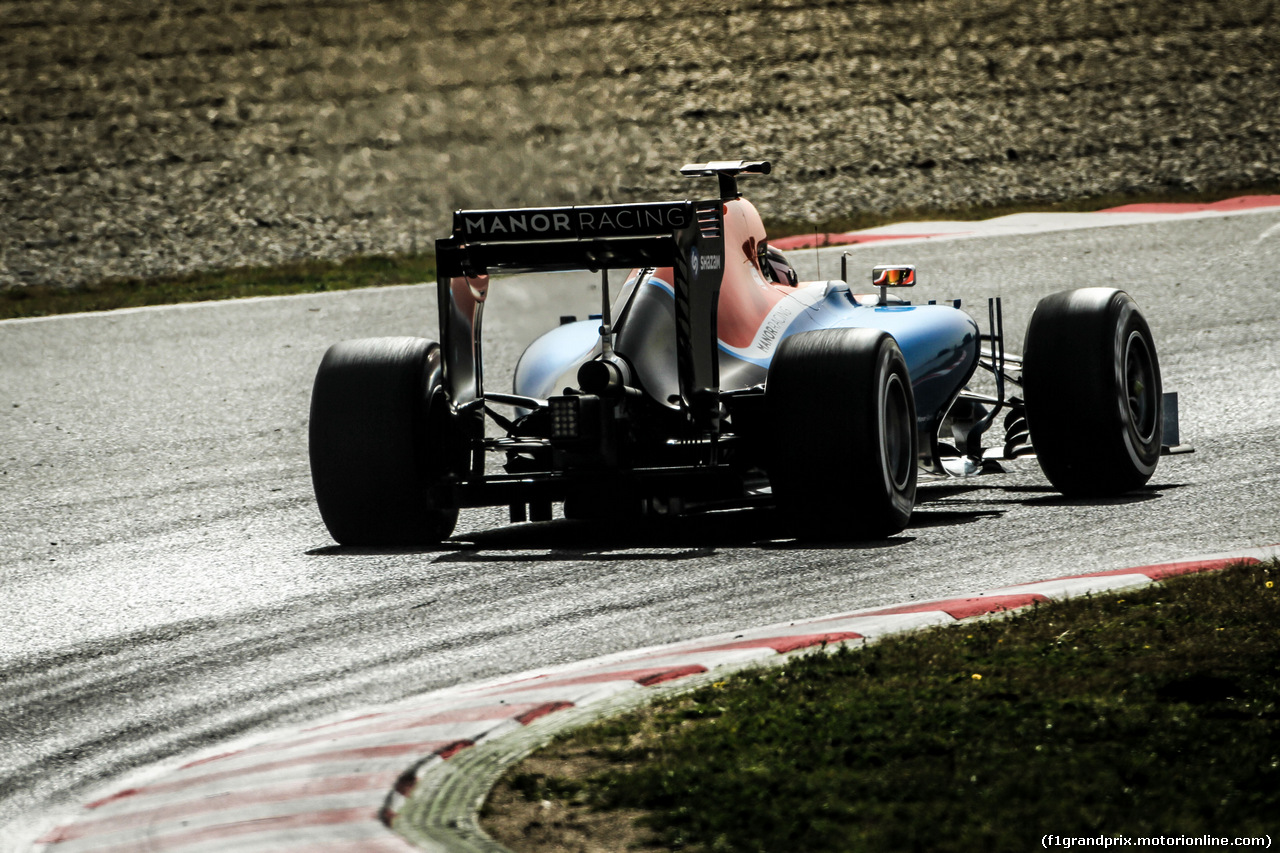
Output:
(309, 160), (1183, 545)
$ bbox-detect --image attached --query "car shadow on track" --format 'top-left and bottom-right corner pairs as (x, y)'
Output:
(923, 481), (1185, 508)
(309, 506), (925, 558)
(1018, 482), (1187, 507)
(306, 483), (1183, 559)
(450, 507), (811, 553)
(439, 505), (1001, 559)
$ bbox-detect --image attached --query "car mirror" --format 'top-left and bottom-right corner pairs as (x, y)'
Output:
(871, 264), (916, 306)
(872, 265), (916, 287)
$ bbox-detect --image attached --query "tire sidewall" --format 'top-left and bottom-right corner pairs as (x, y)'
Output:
(871, 340), (917, 525)
(1110, 299), (1162, 477)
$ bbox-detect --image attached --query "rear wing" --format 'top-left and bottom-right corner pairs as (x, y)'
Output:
(435, 198), (727, 429)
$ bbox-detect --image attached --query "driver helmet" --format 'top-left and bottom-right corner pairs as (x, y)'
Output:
(761, 243), (798, 286)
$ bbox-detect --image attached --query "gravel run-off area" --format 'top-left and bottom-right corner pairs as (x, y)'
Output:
(2, 0), (1278, 290)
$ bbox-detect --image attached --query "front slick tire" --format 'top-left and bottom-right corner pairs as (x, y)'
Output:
(766, 328), (917, 539)
(309, 337), (458, 546)
(1022, 287), (1162, 497)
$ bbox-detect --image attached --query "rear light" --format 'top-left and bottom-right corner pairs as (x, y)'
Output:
(549, 396), (580, 441)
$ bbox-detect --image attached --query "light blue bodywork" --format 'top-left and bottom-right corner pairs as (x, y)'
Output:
(514, 277), (980, 430)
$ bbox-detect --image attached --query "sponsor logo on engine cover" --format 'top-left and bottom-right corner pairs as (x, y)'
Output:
(455, 202), (691, 241)
(720, 285), (829, 363)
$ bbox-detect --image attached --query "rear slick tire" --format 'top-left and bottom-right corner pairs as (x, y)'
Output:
(1022, 288), (1162, 497)
(309, 337), (459, 546)
(766, 328), (917, 539)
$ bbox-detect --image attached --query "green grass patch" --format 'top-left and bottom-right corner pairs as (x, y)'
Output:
(6, 181), (1279, 322)
(0, 253), (436, 321)
(486, 561), (1280, 852)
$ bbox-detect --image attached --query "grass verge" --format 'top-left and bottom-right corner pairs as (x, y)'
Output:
(765, 180), (1280, 240)
(482, 560), (1279, 852)
(5, 182), (1279, 322)
(0, 253), (437, 321)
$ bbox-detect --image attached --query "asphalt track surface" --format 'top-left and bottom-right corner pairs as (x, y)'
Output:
(3, 208), (1280, 848)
